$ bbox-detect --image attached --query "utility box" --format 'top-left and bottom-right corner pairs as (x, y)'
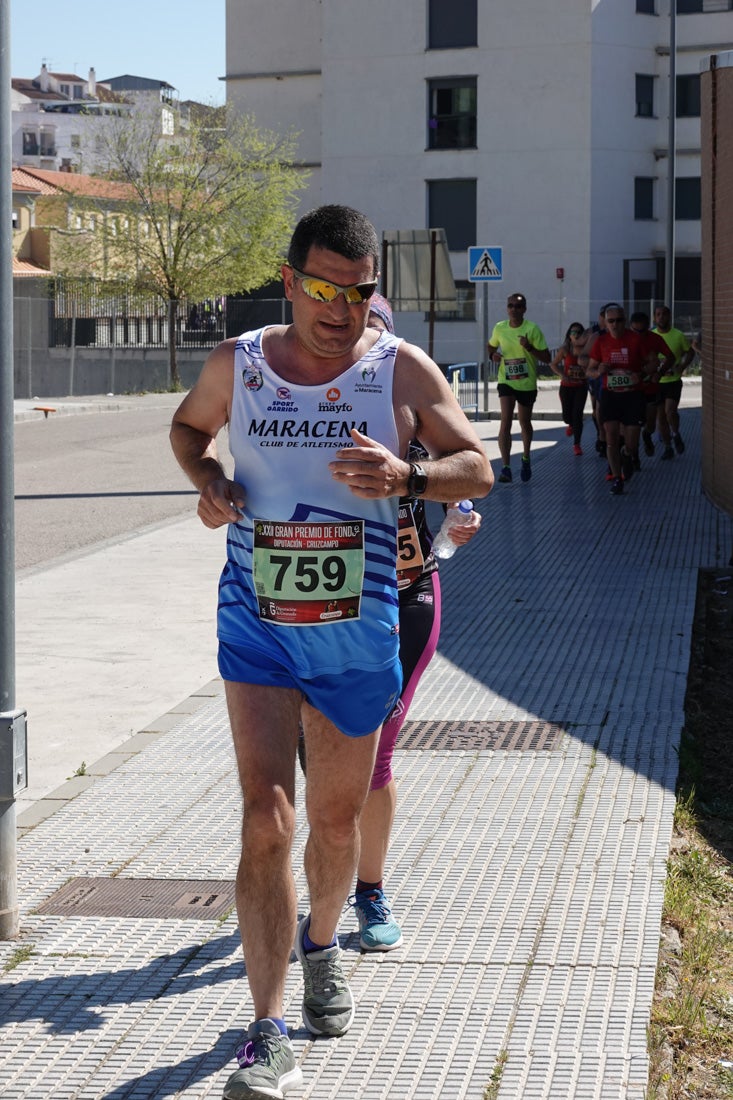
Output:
(0, 710), (28, 798)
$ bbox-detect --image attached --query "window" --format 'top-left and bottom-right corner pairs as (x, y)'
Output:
(433, 280), (476, 321)
(636, 0), (655, 11)
(70, 133), (81, 149)
(635, 177), (655, 220)
(428, 78), (477, 149)
(676, 74), (701, 117)
(22, 130), (39, 156)
(12, 209), (19, 230)
(677, 0), (733, 10)
(60, 83), (70, 97)
(428, 0), (477, 49)
(636, 75), (655, 118)
(675, 177), (701, 220)
(427, 179), (476, 252)
(73, 84), (83, 99)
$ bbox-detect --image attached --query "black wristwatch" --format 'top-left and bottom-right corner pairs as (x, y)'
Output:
(407, 461), (428, 497)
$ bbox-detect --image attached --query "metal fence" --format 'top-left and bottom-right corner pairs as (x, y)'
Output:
(45, 280), (293, 350)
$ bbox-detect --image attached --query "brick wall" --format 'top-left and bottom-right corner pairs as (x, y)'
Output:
(701, 55), (733, 517)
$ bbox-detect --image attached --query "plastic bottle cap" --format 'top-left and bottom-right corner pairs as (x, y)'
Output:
(458, 500), (473, 513)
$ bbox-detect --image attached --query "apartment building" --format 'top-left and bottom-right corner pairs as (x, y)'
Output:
(224, 0), (733, 359)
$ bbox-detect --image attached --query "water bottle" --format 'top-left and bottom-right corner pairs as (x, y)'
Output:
(431, 501), (473, 560)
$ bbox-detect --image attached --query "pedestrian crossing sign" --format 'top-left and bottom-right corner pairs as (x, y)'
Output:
(468, 246), (503, 282)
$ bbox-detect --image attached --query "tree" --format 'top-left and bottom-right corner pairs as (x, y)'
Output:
(58, 105), (307, 388)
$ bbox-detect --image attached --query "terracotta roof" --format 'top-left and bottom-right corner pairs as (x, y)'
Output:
(12, 78), (67, 102)
(13, 257), (52, 276)
(12, 167), (61, 195)
(47, 72), (86, 83)
(18, 166), (134, 202)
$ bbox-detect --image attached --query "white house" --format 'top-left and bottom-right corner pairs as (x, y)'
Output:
(224, 0), (730, 359)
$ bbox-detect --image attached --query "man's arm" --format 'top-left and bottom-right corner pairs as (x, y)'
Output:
(585, 356), (607, 380)
(169, 339), (246, 529)
(519, 327), (551, 364)
(329, 343), (493, 504)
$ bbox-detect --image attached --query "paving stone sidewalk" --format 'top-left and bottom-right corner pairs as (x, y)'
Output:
(2, 404), (730, 1100)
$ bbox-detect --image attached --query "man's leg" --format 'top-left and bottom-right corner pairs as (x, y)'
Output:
(301, 705), (379, 946)
(226, 680), (301, 1023)
(666, 396), (680, 436)
(498, 394), (516, 470)
(605, 420), (621, 478)
(516, 401), (534, 459)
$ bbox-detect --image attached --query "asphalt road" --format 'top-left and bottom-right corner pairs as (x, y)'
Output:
(14, 398), (212, 572)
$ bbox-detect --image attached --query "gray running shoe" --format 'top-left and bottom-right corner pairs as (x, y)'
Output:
(223, 1019), (303, 1099)
(294, 917), (354, 1036)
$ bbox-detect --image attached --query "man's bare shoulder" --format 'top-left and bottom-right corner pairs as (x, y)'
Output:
(394, 339), (446, 380)
(172, 337), (237, 434)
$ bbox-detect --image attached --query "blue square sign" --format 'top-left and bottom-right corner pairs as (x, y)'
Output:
(468, 247), (503, 282)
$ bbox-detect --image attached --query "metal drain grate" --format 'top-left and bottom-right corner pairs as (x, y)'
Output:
(397, 719), (564, 752)
(35, 878), (236, 920)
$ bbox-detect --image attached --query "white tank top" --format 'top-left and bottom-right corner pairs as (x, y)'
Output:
(218, 326), (402, 677)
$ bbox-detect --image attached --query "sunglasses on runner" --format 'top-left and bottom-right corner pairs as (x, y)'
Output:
(290, 267), (378, 305)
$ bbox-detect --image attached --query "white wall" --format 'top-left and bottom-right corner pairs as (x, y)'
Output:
(225, 0), (714, 354)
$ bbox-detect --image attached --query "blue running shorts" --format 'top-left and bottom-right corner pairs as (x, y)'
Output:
(218, 639), (402, 738)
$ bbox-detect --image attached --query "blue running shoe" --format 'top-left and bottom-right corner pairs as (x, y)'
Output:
(350, 888), (403, 951)
(498, 465), (512, 483)
(520, 457), (532, 482)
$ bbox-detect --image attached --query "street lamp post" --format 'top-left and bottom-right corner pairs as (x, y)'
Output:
(665, 0), (677, 311)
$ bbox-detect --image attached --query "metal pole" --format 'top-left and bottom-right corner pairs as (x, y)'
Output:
(0, 0), (21, 940)
(482, 283), (490, 417)
(428, 229), (436, 362)
(665, 0), (677, 311)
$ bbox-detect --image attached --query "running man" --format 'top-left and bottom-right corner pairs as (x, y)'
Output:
(488, 293), (550, 484)
(652, 305), (695, 460)
(170, 205), (493, 1100)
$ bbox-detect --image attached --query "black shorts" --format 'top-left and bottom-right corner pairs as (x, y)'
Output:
(659, 379), (683, 404)
(599, 389), (646, 427)
(497, 383), (537, 409)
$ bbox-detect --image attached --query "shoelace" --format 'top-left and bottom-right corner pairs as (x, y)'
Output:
(350, 891), (392, 926)
(302, 953), (347, 996)
(236, 1032), (282, 1068)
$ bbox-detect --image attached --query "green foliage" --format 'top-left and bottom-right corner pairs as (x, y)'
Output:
(56, 105), (308, 384)
(79, 107), (306, 300)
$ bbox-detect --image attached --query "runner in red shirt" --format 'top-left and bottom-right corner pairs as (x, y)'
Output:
(587, 305), (658, 495)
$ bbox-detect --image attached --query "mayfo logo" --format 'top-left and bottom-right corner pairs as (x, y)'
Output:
(318, 385), (353, 412)
(277, 387), (292, 400)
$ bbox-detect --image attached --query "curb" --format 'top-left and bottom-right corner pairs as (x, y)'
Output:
(16, 678), (225, 836)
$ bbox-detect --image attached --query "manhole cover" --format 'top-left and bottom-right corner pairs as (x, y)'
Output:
(397, 719), (563, 752)
(35, 878), (236, 920)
